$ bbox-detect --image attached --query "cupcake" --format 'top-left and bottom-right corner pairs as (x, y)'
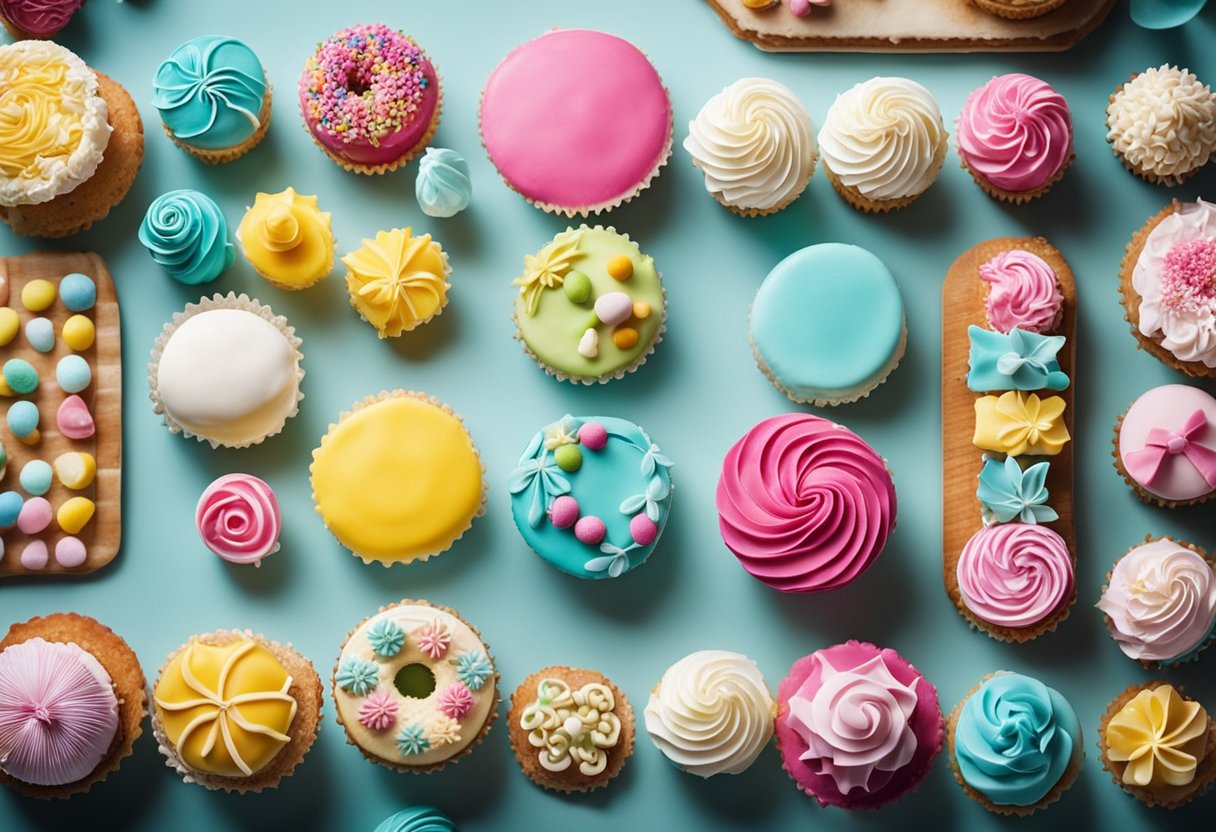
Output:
(1098, 682), (1216, 807)
(956, 73), (1074, 203)
(948, 672), (1082, 814)
(979, 247), (1064, 334)
(1098, 537), (1216, 667)
(415, 148), (472, 219)
(299, 23), (441, 175)
(0, 0), (82, 38)
(645, 650), (774, 778)
(508, 666), (634, 793)
(512, 226), (665, 384)
(683, 77), (816, 216)
(196, 473), (282, 567)
(310, 391), (485, 566)
(152, 36), (271, 164)
(236, 188), (334, 291)
(0, 613), (145, 799)
(138, 189), (235, 285)
(333, 600), (498, 773)
(480, 29), (672, 216)
(148, 293), (304, 448)
(717, 414), (897, 593)
(818, 77), (947, 213)
(152, 630), (322, 792)
(1106, 65), (1215, 185)
(776, 642), (942, 809)
(0, 41), (143, 238)
(373, 807), (457, 832)
(341, 228), (450, 338)
(508, 414), (673, 579)
(1119, 199), (1216, 378)
(1113, 385), (1216, 506)
(971, 0), (1068, 19)
(750, 243), (905, 405)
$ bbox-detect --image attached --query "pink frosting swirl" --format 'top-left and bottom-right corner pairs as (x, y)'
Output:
(0, 638), (119, 786)
(195, 473), (281, 566)
(957, 74), (1073, 193)
(717, 414), (897, 593)
(0, 0), (81, 37)
(957, 524), (1074, 629)
(979, 249), (1063, 334)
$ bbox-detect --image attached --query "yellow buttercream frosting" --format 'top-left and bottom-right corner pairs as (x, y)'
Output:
(311, 393), (483, 565)
(1106, 686), (1208, 788)
(341, 228), (450, 338)
(237, 187), (334, 288)
(154, 639), (297, 778)
(973, 391), (1070, 457)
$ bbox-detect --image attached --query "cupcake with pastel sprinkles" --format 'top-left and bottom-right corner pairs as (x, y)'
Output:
(333, 600), (499, 773)
(509, 414), (673, 580)
(1113, 384), (1216, 506)
(139, 190), (235, 285)
(299, 23), (441, 175)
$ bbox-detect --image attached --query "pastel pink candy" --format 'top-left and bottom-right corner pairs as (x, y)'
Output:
(56, 395), (95, 439)
(549, 495), (580, 529)
(629, 514), (658, 546)
(979, 250), (1062, 335)
(578, 421), (608, 451)
(54, 536), (88, 568)
(195, 473), (281, 565)
(20, 540), (49, 570)
(574, 515), (606, 545)
(956, 524), (1073, 628)
(17, 497), (53, 534)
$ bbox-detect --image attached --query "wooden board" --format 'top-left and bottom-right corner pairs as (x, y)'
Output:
(0, 252), (121, 578)
(941, 238), (1076, 642)
(705, 0), (1117, 52)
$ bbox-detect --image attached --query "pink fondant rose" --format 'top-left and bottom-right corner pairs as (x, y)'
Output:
(195, 473), (281, 566)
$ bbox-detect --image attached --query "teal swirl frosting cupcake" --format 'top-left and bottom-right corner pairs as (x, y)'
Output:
(372, 807), (457, 832)
(415, 148), (472, 218)
(139, 189), (235, 285)
(949, 672), (1082, 814)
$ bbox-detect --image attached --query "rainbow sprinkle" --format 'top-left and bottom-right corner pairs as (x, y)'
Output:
(1161, 237), (1216, 315)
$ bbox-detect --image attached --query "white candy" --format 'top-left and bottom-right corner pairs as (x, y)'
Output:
(593, 292), (633, 328)
(577, 328), (599, 358)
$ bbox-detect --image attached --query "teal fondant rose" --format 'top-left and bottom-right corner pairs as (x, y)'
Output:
(138, 189), (235, 285)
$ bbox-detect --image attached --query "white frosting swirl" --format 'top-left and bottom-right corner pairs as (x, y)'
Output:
(1132, 198), (1216, 368)
(683, 78), (815, 212)
(818, 77), (947, 201)
(644, 650), (773, 777)
(1106, 65), (1216, 183)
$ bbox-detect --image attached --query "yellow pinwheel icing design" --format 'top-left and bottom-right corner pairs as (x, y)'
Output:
(1106, 686), (1209, 788)
(513, 230), (583, 316)
(342, 228), (451, 338)
(973, 391), (1070, 457)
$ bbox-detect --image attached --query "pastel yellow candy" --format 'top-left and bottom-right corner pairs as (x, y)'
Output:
(612, 327), (639, 349)
(54, 452), (97, 489)
(0, 308), (19, 346)
(607, 255), (633, 281)
(21, 279), (57, 312)
(0, 376), (12, 397)
(632, 301), (651, 320)
(18, 429), (39, 445)
(57, 497), (95, 535)
(62, 315), (96, 351)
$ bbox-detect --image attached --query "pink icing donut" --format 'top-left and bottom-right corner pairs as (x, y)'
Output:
(956, 524), (1073, 629)
(979, 249), (1062, 334)
(717, 414), (897, 593)
(195, 473), (281, 566)
(0, 0), (81, 38)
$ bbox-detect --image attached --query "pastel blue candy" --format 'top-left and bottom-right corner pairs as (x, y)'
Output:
(59, 273), (97, 312)
(7, 400), (39, 438)
(3, 358), (39, 395)
(0, 490), (22, 527)
(19, 460), (53, 496)
(56, 355), (92, 394)
(25, 317), (55, 353)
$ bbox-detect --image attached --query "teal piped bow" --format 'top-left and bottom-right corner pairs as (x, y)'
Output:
(967, 326), (1068, 393)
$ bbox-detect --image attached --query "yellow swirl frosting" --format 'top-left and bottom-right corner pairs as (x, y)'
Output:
(341, 228), (450, 338)
(237, 187), (334, 289)
(154, 639), (297, 778)
(973, 391), (1070, 457)
(1106, 685), (1208, 788)
(0, 41), (111, 207)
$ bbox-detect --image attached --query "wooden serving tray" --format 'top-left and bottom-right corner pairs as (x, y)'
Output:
(705, 0), (1117, 52)
(0, 252), (121, 578)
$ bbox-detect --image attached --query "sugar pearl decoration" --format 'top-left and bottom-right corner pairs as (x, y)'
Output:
(549, 495), (579, 529)
(574, 515), (606, 545)
(629, 514), (658, 546)
(577, 422), (607, 451)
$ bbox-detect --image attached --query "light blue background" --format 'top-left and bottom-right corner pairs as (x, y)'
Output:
(3, 1), (1215, 829)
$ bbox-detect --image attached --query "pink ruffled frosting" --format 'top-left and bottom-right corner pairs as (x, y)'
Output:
(716, 414), (897, 593)
(195, 473), (281, 566)
(979, 249), (1063, 334)
(1118, 384), (1216, 502)
(0, 0), (81, 37)
(956, 73), (1073, 193)
(776, 642), (942, 810)
(957, 524), (1074, 629)
(0, 638), (119, 786)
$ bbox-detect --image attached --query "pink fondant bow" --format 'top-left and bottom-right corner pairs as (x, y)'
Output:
(1125, 408), (1216, 488)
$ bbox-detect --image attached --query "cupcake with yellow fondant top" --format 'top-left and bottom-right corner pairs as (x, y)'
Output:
(237, 187), (335, 291)
(341, 228), (450, 339)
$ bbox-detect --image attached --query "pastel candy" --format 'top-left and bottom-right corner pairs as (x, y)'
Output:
(56, 355), (92, 393)
(17, 497), (53, 534)
(20, 540), (49, 570)
(0, 491), (22, 527)
(62, 315), (96, 351)
(55, 536), (88, 568)
(578, 421), (608, 450)
(0, 273), (6, 306)
(25, 317), (54, 353)
(0, 307), (18, 345)
(54, 452), (97, 489)
(594, 292), (634, 327)
(630, 513), (658, 546)
(19, 460), (53, 496)
(549, 495), (580, 529)
(7, 400), (39, 438)
(57, 395), (95, 439)
(21, 278), (56, 311)
(57, 497), (96, 534)
(574, 515), (606, 545)
(3, 359), (39, 395)
(577, 328), (599, 358)
(59, 273), (97, 311)
(564, 270), (593, 304)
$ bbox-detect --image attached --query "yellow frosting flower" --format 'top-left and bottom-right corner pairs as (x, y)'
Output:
(513, 230), (583, 316)
(973, 391), (1070, 457)
(1106, 686), (1208, 788)
(237, 187), (334, 288)
(342, 228), (450, 338)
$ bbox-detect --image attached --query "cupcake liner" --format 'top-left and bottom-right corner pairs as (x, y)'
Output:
(309, 391), (487, 565)
(973, 0), (1067, 20)
(823, 165), (924, 214)
(946, 672), (1082, 815)
(0, 613), (146, 800)
(1111, 410), (1215, 507)
(164, 76), (273, 165)
(1097, 681), (1216, 808)
(960, 149), (1075, 205)
(148, 292), (305, 449)
(150, 629), (322, 793)
(700, 152), (816, 218)
(1107, 76), (1206, 187)
(331, 599), (500, 773)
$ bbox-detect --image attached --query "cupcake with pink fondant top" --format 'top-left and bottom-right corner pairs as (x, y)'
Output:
(979, 248), (1064, 334)
(196, 474), (282, 566)
(0, 0), (82, 39)
(957, 74), (1074, 203)
(298, 23), (442, 175)
(1113, 384), (1216, 506)
(776, 641), (943, 809)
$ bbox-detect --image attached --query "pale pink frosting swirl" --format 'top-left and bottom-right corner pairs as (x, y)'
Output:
(957, 74), (1073, 193)
(195, 473), (281, 566)
(0, 0), (82, 37)
(979, 249), (1063, 334)
(957, 524), (1074, 629)
(717, 414), (897, 593)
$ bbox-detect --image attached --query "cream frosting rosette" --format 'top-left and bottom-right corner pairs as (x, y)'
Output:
(1107, 65), (1216, 185)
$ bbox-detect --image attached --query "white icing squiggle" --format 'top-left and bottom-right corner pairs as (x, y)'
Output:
(1107, 65), (1216, 184)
